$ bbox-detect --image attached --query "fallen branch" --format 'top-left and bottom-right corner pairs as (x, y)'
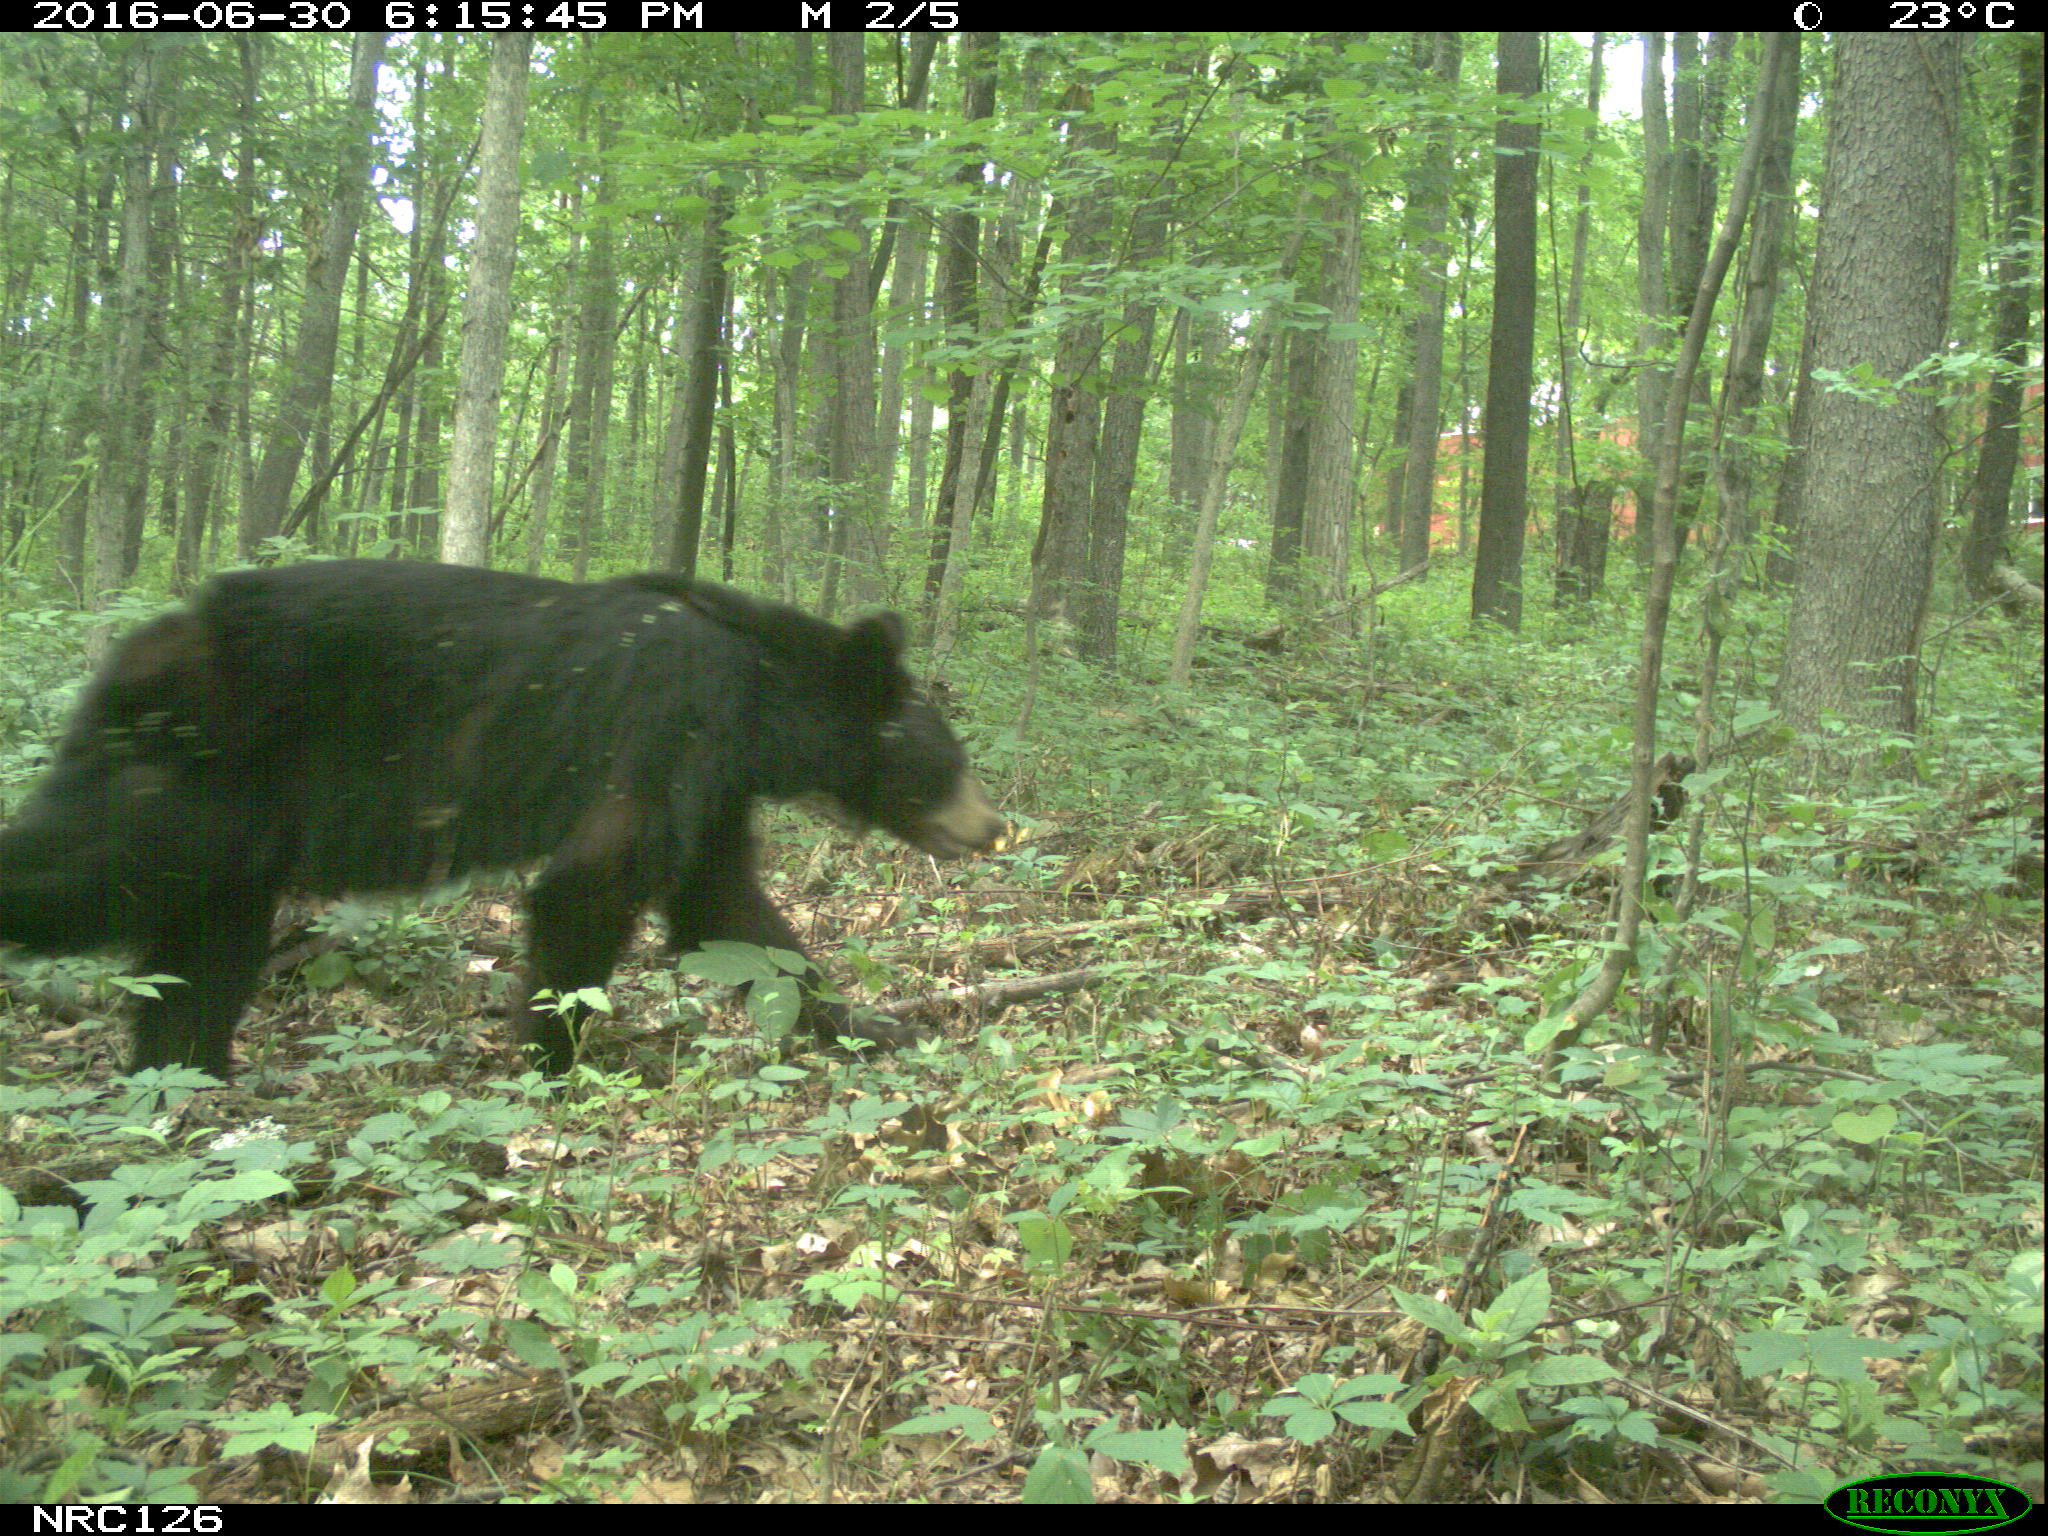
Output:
(1483, 751), (1693, 898)
(875, 966), (1110, 1020)
(1992, 563), (2043, 612)
(297, 1370), (565, 1493)
(1365, 561), (1430, 598)
(943, 878), (1375, 961)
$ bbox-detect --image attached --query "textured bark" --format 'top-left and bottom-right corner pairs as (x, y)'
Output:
(1470, 32), (1540, 632)
(441, 34), (531, 568)
(241, 32), (386, 557)
(1776, 35), (1961, 741)
(1961, 36), (2042, 603)
(1301, 140), (1361, 633)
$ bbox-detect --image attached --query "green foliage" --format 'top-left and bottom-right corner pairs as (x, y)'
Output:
(300, 898), (469, 996)
(2, 546), (2039, 1500)
(672, 940), (811, 1040)
(1261, 1371), (1411, 1444)
(0, 1085), (299, 1499)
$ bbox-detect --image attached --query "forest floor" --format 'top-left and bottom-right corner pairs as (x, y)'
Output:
(3, 572), (2042, 1504)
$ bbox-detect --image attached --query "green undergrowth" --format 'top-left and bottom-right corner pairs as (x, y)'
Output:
(2, 558), (2040, 1503)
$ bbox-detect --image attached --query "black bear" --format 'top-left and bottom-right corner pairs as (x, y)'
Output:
(0, 560), (1005, 1078)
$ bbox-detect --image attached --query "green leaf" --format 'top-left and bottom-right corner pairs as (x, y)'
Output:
(503, 1317), (564, 1370)
(680, 942), (806, 985)
(1477, 1269), (1550, 1341)
(1085, 1425), (1189, 1475)
(302, 951), (354, 988)
(1469, 1378), (1533, 1434)
(1393, 1286), (1471, 1344)
(1017, 1212), (1075, 1269)
(890, 1404), (1000, 1441)
(217, 1404), (334, 1457)
(1832, 1105), (1897, 1144)
(1526, 1354), (1614, 1387)
(1020, 1445), (1094, 1504)
(1748, 908), (1776, 952)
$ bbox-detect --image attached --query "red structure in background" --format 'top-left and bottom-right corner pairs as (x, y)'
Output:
(1403, 386), (2042, 551)
(1406, 416), (1640, 550)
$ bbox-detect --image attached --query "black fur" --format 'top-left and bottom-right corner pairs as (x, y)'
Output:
(0, 560), (1004, 1077)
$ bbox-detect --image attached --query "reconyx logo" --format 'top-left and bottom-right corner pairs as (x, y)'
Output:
(1824, 1475), (2031, 1535)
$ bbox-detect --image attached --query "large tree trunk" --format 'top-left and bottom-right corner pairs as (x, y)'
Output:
(1031, 106), (1111, 633)
(441, 35), (531, 568)
(241, 32), (386, 558)
(921, 32), (998, 640)
(1470, 32), (1540, 632)
(90, 40), (162, 633)
(663, 184), (729, 578)
(1077, 134), (1168, 666)
(1301, 131), (1361, 634)
(1776, 35), (1962, 743)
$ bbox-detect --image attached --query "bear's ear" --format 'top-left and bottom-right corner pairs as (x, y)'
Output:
(849, 610), (904, 650)
(839, 612), (908, 710)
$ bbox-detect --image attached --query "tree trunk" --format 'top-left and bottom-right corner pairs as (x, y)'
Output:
(765, 262), (810, 601)
(1551, 33), (1601, 604)
(241, 32), (386, 558)
(875, 192), (928, 575)
(1169, 203), (1313, 687)
(1302, 120), (1361, 634)
(522, 332), (570, 574)
(665, 184), (730, 577)
(1172, 309), (1218, 564)
(1630, 33), (1671, 574)
(818, 34), (880, 617)
(90, 41), (161, 633)
(405, 243), (447, 553)
(1555, 481), (1615, 605)
(1031, 106), (1111, 632)
(1399, 31), (1462, 578)
(898, 214), (935, 549)
(1666, 33), (1736, 550)
(1077, 136), (1168, 665)
(1709, 31), (1798, 560)
(558, 99), (617, 582)
(1961, 35), (2041, 603)
(1470, 32), (1540, 632)
(921, 31), (997, 638)
(1267, 325), (1312, 603)
(441, 34), (531, 568)
(177, 45), (257, 590)
(1776, 35), (1961, 743)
